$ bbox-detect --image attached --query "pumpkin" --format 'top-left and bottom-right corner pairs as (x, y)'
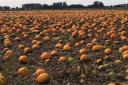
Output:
(18, 44), (25, 49)
(4, 50), (14, 59)
(35, 35), (41, 40)
(19, 55), (28, 63)
(96, 59), (103, 64)
(122, 46), (128, 51)
(63, 44), (71, 51)
(75, 42), (81, 47)
(23, 33), (29, 39)
(36, 73), (49, 84)
(32, 44), (39, 49)
(50, 50), (59, 56)
(121, 31), (127, 35)
(18, 67), (29, 76)
(79, 48), (88, 55)
(123, 54), (128, 60)
(41, 52), (51, 60)
(122, 50), (128, 55)
(59, 56), (66, 62)
(121, 36), (127, 41)
(43, 36), (50, 42)
(92, 45), (104, 51)
(55, 43), (63, 49)
(15, 37), (21, 41)
(87, 43), (93, 48)
(4, 40), (12, 47)
(114, 60), (122, 65)
(32, 40), (38, 44)
(4, 35), (10, 39)
(104, 56), (111, 61)
(104, 48), (112, 55)
(35, 69), (46, 76)
(24, 47), (31, 53)
(110, 33), (117, 39)
(80, 54), (89, 61)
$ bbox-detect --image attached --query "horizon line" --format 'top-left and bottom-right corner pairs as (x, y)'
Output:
(1, 1), (128, 8)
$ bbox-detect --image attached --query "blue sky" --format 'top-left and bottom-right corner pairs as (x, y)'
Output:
(1, 0), (128, 7)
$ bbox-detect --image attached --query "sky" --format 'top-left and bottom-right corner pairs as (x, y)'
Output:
(0, 0), (128, 8)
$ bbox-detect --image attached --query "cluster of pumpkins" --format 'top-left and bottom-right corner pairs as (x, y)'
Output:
(0, 10), (128, 85)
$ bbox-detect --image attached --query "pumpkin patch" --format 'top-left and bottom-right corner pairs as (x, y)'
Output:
(0, 10), (127, 85)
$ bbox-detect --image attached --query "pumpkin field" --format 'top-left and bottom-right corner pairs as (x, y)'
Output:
(0, 10), (128, 85)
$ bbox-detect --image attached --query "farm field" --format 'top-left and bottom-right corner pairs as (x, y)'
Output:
(0, 10), (128, 85)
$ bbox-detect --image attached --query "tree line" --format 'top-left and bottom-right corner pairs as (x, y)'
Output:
(0, 1), (128, 11)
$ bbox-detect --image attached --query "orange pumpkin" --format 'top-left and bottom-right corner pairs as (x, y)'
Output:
(35, 69), (46, 76)
(19, 55), (28, 63)
(55, 43), (63, 49)
(15, 37), (21, 41)
(4, 35), (10, 39)
(79, 48), (88, 55)
(92, 45), (104, 51)
(32, 40), (38, 44)
(123, 50), (128, 55)
(18, 67), (29, 76)
(104, 48), (112, 55)
(75, 42), (81, 47)
(35, 35), (41, 40)
(43, 36), (50, 42)
(18, 44), (25, 49)
(63, 44), (71, 51)
(36, 73), (49, 84)
(24, 47), (31, 53)
(110, 33), (117, 39)
(50, 50), (59, 56)
(80, 54), (89, 61)
(32, 44), (39, 49)
(87, 43), (93, 48)
(122, 46), (128, 51)
(4, 40), (12, 47)
(23, 33), (29, 39)
(96, 59), (103, 64)
(41, 52), (51, 60)
(123, 54), (128, 60)
(59, 56), (66, 62)
(4, 50), (14, 59)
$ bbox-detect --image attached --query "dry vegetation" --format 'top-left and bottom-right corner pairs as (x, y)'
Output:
(0, 10), (128, 85)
